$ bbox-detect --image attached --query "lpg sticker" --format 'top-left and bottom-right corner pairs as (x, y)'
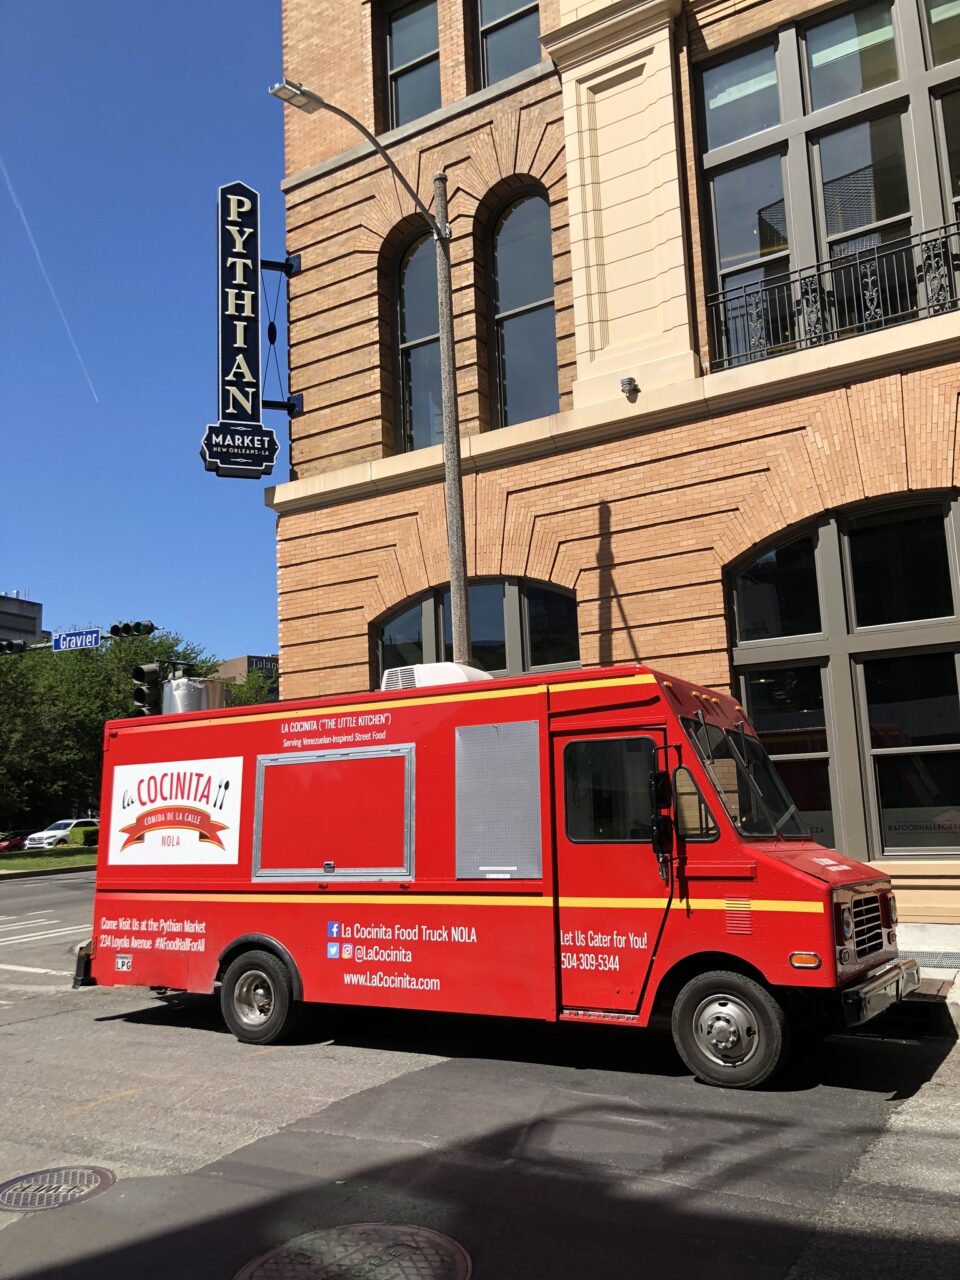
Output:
(108, 756), (243, 865)
(115, 955), (132, 973)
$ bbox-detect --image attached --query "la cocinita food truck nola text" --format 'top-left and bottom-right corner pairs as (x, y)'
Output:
(75, 662), (919, 1088)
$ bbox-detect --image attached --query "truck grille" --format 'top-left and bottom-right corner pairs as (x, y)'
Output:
(852, 894), (884, 959)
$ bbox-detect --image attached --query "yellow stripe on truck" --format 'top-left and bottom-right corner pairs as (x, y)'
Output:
(102, 890), (822, 914)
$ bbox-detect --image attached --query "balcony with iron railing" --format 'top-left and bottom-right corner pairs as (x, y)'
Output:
(707, 222), (960, 372)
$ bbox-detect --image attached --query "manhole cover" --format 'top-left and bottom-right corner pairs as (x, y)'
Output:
(234, 1223), (471, 1280)
(0, 1166), (115, 1213)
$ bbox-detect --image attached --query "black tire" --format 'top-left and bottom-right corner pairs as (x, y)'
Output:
(220, 949), (297, 1045)
(671, 970), (788, 1089)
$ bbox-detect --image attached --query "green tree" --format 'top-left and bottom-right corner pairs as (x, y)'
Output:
(226, 667), (278, 707)
(0, 631), (215, 830)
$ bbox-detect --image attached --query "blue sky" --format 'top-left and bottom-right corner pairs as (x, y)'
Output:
(0, 1), (290, 660)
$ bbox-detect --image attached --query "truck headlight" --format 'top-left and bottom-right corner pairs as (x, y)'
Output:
(888, 894), (898, 925)
(841, 908), (854, 941)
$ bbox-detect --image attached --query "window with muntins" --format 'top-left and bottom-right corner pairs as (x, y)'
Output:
(386, 0), (441, 129)
(396, 233), (441, 452)
(375, 579), (579, 682)
(698, 0), (960, 370)
(729, 498), (960, 858)
(476, 2), (542, 87)
(490, 193), (559, 427)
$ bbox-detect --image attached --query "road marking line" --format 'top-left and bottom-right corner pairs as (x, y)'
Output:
(0, 963), (74, 976)
(0, 919), (57, 931)
(65, 1088), (140, 1116)
(0, 925), (90, 946)
(250, 1046), (283, 1056)
(25, 910), (50, 916)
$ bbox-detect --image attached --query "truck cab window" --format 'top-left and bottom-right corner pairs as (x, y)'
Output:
(681, 715), (806, 838)
(564, 738), (654, 842)
(674, 767), (719, 841)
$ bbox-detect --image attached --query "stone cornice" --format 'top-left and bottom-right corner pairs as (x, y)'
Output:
(541, 0), (683, 70)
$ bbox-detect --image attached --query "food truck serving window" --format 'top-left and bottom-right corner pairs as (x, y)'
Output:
(456, 720), (542, 879)
(564, 737), (655, 842)
(253, 745), (415, 879)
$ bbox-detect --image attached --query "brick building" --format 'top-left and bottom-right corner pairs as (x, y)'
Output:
(266, 0), (960, 922)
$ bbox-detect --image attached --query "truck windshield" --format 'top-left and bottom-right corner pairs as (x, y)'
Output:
(681, 716), (808, 839)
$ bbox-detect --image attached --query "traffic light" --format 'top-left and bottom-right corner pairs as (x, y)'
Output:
(131, 663), (163, 715)
(110, 620), (157, 638)
(0, 639), (28, 654)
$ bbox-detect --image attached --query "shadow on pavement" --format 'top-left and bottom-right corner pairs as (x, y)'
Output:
(94, 990), (954, 1099)
(4, 1072), (959, 1280)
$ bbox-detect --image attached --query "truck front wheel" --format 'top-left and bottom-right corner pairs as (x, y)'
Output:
(671, 970), (788, 1089)
(220, 949), (297, 1045)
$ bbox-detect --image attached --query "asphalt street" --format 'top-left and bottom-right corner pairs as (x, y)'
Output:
(0, 871), (957, 1280)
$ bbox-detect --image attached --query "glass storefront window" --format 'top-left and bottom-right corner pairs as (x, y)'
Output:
(806, 2), (899, 111)
(377, 580), (579, 682)
(733, 535), (821, 641)
(876, 752), (960, 848)
(701, 45), (780, 151)
(774, 758), (835, 847)
(848, 506), (954, 626)
(380, 602), (423, 670)
(731, 501), (960, 860)
(743, 667), (828, 753)
(527, 585), (579, 666)
(443, 583), (507, 671)
(864, 652), (960, 747)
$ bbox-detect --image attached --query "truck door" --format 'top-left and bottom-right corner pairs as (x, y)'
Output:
(554, 730), (672, 1013)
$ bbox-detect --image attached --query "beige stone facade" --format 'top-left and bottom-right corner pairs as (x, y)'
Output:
(268, 0), (960, 921)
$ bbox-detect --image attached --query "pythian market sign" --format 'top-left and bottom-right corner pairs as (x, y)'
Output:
(200, 181), (279, 479)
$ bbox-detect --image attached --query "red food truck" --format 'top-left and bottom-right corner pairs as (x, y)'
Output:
(75, 661), (919, 1088)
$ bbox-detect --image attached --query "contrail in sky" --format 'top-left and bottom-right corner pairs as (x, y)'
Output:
(0, 152), (100, 404)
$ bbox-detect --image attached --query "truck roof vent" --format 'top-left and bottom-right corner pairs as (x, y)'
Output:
(380, 662), (495, 691)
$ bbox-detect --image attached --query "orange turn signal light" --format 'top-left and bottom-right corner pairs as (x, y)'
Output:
(789, 951), (822, 969)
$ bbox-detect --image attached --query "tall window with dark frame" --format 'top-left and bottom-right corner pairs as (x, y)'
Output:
(396, 233), (441, 452)
(729, 499), (960, 859)
(386, 0), (441, 129)
(490, 193), (559, 427)
(476, 2), (542, 87)
(698, 0), (960, 370)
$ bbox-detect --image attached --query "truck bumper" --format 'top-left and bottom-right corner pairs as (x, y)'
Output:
(73, 938), (95, 989)
(841, 957), (920, 1027)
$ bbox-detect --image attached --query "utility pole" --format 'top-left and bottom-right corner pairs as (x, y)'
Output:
(269, 80), (471, 665)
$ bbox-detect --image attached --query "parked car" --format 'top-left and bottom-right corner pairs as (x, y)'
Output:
(0, 829), (34, 853)
(24, 819), (99, 850)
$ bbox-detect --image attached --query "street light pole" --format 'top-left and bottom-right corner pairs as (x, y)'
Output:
(269, 79), (471, 665)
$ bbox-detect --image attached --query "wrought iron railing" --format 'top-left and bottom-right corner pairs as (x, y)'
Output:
(707, 222), (960, 372)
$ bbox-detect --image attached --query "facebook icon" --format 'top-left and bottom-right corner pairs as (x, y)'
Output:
(327, 921), (341, 939)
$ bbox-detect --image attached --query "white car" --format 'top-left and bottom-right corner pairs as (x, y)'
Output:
(24, 819), (99, 849)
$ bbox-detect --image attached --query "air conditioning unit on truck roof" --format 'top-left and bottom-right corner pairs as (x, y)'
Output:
(380, 662), (494, 690)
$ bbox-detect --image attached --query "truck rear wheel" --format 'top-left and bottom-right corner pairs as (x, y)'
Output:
(220, 950), (297, 1045)
(671, 970), (788, 1089)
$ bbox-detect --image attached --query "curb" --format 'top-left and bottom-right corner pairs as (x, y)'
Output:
(0, 863), (97, 882)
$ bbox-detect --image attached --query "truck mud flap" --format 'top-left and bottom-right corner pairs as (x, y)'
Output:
(73, 938), (95, 989)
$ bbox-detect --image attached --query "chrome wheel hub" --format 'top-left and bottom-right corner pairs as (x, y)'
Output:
(234, 970), (274, 1027)
(692, 994), (759, 1068)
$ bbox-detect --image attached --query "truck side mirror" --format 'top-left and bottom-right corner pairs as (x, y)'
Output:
(651, 813), (674, 860)
(651, 769), (672, 811)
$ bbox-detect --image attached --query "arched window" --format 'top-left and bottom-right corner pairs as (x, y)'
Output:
(375, 579), (579, 681)
(490, 193), (559, 428)
(476, 2), (542, 88)
(729, 497), (960, 858)
(397, 233), (441, 452)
